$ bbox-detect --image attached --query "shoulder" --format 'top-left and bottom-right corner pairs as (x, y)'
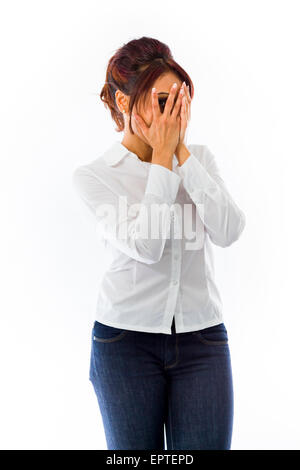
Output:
(72, 140), (131, 185)
(72, 158), (113, 204)
(72, 154), (107, 178)
(72, 150), (114, 190)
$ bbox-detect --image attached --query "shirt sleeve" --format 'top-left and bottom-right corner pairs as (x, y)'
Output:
(72, 163), (181, 264)
(177, 145), (246, 247)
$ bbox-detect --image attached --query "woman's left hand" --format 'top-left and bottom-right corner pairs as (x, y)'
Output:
(175, 82), (192, 152)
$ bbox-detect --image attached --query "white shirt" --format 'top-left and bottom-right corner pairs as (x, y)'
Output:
(72, 140), (246, 334)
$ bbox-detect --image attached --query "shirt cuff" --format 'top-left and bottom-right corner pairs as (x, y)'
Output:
(177, 153), (217, 195)
(145, 163), (181, 204)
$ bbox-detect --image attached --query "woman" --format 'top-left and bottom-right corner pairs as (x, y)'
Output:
(72, 36), (246, 450)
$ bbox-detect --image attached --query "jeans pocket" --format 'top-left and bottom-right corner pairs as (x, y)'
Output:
(192, 323), (228, 345)
(92, 321), (130, 343)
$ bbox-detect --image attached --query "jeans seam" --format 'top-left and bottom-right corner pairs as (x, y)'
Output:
(168, 401), (174, 450)
(192, 332), (228, 345)
(93, 330), (129, 343)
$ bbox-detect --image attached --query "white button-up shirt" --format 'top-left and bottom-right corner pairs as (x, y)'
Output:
(72, 141), (246, 334)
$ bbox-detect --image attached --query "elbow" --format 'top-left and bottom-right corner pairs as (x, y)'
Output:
(224, 210), (246, 247)
(211, 210), (246, 248)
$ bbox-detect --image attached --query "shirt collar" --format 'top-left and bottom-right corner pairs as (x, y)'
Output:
(102, 140), (178, 167)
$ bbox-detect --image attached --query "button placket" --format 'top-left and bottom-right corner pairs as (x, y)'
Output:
(171, 208), (181, 284)
(163, 209), (183, 331)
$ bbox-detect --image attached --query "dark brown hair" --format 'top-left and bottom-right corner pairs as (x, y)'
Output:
(100, 36), (194, 133)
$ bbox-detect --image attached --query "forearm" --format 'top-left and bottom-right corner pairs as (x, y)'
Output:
(177, 145), (246, 247)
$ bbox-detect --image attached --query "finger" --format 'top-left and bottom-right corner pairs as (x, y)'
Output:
(185, 96), (190, 121)
(183, 84), (191, 121)
(187, 101), (191, 122)
(185, 95), (188, 117)
(181, 96), (188, 126)
(151, 87), (160, 120)
(187, 84), (192, 102)
(184, 82), (192, 105)
(181, 96), (186, 118)
(164, 82), (178, 116)
(173, 83), (184, 117)
(180, 97), (187, 132)
(187, 95), (191, 121)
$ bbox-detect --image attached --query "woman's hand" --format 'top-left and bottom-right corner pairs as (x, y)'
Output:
(174, 82), (193, 166)
(175, 81), (192, 151)
(133, 82), (184, 158)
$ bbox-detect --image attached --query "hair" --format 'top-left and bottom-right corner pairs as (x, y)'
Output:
(100, 36), (194, 133)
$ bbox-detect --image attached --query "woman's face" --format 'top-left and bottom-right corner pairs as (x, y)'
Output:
(118, 72), (183, 146)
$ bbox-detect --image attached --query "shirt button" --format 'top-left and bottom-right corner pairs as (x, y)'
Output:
(172, 280), (178, 285)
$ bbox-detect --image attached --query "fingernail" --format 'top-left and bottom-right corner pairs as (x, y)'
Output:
(172, 83), (177, 89)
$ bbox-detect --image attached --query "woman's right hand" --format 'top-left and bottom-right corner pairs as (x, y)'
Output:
(133, 82), (184, 164)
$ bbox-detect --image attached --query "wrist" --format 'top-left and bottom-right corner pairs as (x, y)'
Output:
(175, 143), (191, 166)
(152, 148), (174, 170)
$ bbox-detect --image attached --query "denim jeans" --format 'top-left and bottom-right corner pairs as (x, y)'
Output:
(89, 317), (234, 450)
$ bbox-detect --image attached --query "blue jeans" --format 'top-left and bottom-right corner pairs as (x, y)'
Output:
(89, 317), (234, 450)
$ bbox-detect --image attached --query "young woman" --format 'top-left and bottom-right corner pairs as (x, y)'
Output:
(73, 36), (246, 450)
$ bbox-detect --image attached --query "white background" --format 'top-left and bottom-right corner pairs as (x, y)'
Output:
(1, 0), (299, 450)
